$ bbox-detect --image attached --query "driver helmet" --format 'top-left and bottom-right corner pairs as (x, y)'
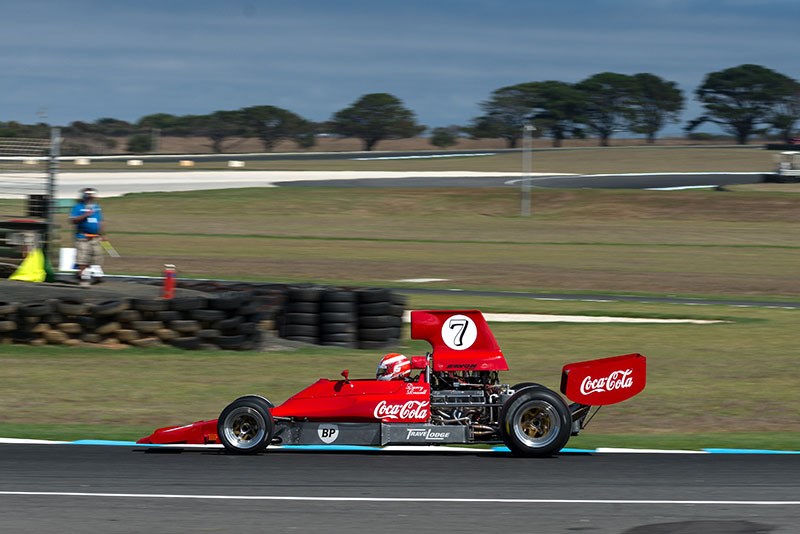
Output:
(81, 187), (98, 201)
(376, 353), (411, 381)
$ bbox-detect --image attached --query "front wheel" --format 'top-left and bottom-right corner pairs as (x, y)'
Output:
(500, 387), (571, 457)
(218, 396), (274, 454)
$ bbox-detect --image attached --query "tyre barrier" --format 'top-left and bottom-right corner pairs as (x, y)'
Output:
(0, 289), (275, 351)
(0, 281), (404, 351)
(274, 285), (405, 350)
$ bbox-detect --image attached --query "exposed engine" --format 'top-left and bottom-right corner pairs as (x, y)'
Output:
(429, 370), (511, 439)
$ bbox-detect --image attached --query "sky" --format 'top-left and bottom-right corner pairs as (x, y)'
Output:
(1, 0), (798, 136)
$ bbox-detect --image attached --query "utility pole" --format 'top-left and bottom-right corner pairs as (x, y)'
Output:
(520, 123), (535, 217)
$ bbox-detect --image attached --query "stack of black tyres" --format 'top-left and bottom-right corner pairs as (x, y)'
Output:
(356, 288), (406, 350)
(279, 286), (324, 344)
(319, 288), (358, 348)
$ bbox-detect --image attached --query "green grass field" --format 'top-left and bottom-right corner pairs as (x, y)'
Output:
(2, 146), (799, 449)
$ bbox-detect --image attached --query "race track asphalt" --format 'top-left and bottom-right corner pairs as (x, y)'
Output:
(0, 443), (798, 534)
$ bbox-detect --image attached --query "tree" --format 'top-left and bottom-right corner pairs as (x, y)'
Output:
(189, 110), (247, 153)
(467, 81), (585, 148)
(626, 73), (684, 144)
(688, 64), (799, 144)
(465, 85), (537, 148)
(330, 93), (425, 151)
(241, 105), (315, 151)
(768, 85), (800, 143)
(525, 81), (585, 147)
(430, 126), (460, 148)
(575, 72), (634, 146)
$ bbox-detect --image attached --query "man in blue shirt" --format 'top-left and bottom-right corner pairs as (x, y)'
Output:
(69, 187), (105, 285)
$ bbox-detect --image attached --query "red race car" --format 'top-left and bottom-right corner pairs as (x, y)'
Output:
(138, 310), (646, 457)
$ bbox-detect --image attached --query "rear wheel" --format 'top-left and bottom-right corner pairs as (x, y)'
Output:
(218, 396), (274, 454)
(500, 387), (571, 457)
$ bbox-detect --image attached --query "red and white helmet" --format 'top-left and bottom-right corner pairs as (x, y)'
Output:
(376, 353), (411, 381)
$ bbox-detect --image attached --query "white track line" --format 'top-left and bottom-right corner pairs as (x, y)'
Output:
(0, 491), (797, 505)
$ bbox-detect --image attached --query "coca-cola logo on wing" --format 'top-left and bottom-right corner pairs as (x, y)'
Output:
(580, 369), (634, 395)
(373, 400), (429, 420)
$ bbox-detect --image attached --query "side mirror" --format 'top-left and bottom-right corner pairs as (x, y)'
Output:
(340, 369), (350, 382)
(410, 356), (428, 370)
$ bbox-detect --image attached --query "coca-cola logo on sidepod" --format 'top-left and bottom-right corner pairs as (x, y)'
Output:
(373, 400), (429, 420)
(580, 369), (634, 395)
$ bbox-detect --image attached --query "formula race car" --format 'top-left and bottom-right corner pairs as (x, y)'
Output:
(138, 310), (646, 457)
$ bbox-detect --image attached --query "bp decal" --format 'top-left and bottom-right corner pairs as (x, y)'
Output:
(317, 423), (339, 444)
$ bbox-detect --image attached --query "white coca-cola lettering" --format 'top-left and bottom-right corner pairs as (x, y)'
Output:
(580, 369), (634, 395)
(373, 400), (429, 420)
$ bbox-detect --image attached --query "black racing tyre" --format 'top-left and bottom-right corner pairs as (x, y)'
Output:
(81, 333), (103, 343)
(95, 321), (122, 336)
(510, 382), (544, 393)
(197, 328), (221, 340)
(237, 322), (258, 335)
(56, 298), (88, 316)
(169, 320), (202, 334)
(155, 328), (179, 341)
(131, 298), (170, 313)
(131, 320), (163, 334)
(218, 396), (274, 454)
(209, 292), (247, 311)
(358, 302), (393, 316)
(18, 302), (53, 317)
(358, 327), (395, 342)
(284, 301), (319, 314)
(499, 387), (572, 458)
(75, 315), (98, 329)
(390, 292), (408, 306)
(356, 287), (392, 304)
(283, 324), (318, 338)
(189, 309), (227, 322)
(43, 313), (65, 325)
(237, 300), (261, 315)
(90, 299), (130, 318)
(155, 310), (183, 322)
(320, 301), (357, 314)
(0, 301), (18, 315)
(115, 309), (143, 323)
(169, 296), (208, 312)
(213, 315), (243, 331)
(320, 322), (357, 335)
(321, 332), (358, 343)
(283, 312), (319, 326)
(322, 290), (357, 303)
(321, 311), (357, 324)
(358, 315), (395, 329)
(287, 286), (324, 302)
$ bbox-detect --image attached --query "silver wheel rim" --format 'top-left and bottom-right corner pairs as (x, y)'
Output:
(222, 407), (266, 450)
(512, 400), (561, 449)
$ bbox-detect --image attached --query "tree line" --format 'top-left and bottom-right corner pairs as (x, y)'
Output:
(1, 63), (797, 153)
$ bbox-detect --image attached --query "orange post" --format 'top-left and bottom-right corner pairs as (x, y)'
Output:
(163, 264), (176, 299)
